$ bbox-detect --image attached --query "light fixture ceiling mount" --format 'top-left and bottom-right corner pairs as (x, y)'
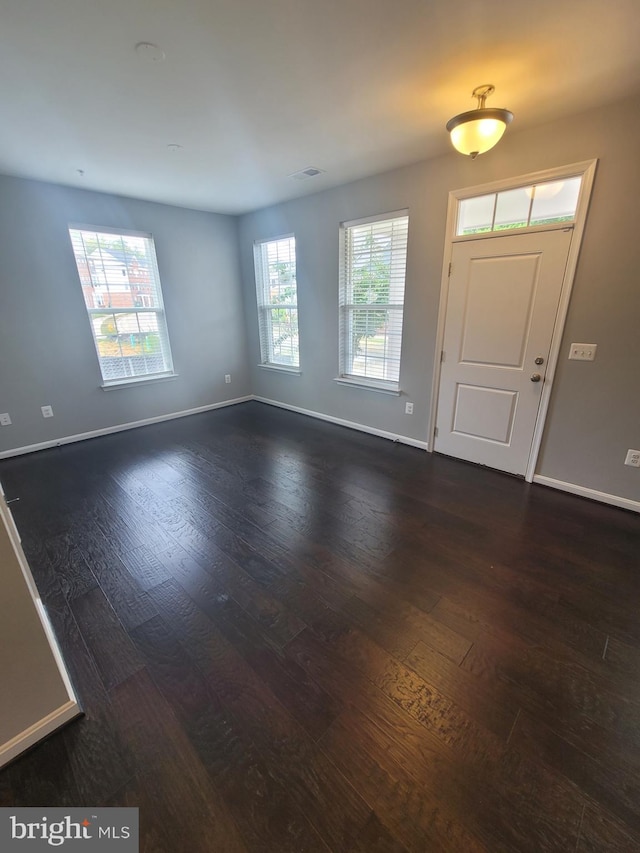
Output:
(446, 84), (513, 159)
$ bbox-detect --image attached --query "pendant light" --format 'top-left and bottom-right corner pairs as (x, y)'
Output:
(446, 85), (513, 159)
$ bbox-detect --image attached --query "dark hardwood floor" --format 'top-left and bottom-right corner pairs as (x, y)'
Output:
(1, 400), (639, 852)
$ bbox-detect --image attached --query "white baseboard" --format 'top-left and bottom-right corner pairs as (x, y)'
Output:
(533, 475), (640, 514)
(0, 700), (81, 768)
(6, 397), (637, 515)
(0, 396), (253, 459)
(33, 597), (80, 710)
(253, 396), (429, 450)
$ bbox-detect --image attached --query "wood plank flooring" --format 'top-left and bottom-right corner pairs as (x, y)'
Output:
(1, 401), (639, 852)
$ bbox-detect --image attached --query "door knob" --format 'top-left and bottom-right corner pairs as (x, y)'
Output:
(530, 373), (542, 382)
(534, 357), (544, 365)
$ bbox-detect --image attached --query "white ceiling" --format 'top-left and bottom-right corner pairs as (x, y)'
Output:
(1, 0), (639, 215)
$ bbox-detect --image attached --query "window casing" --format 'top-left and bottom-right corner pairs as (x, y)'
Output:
(69, 226), (174, 386)
(254, 235), (299, 370)
(339, 211), (409, 390)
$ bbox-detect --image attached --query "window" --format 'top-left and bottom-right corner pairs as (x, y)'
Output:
(457, 176), (582, 236)
(253, 235), (299, 369)
(339, 211), (409, 390)
(69, 226), (174, 385)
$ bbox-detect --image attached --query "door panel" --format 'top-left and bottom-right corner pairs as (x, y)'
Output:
(435, 230), (572, 476)
(460, 254), (539, 367)
(452, 384), (518, 443)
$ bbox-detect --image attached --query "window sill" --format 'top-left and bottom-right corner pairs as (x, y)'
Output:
(101, 373), (179, 391)
(257, 363), (301, 375)
(333, 376), (400, 396)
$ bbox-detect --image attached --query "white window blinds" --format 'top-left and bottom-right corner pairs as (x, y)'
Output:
(69, 227), (174, 385)
(254, 235), (299, 369)
(339, 211), (409, 389)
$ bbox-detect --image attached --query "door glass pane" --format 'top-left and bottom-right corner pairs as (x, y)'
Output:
(457, 175), (583, 237)
(494, 187), (532, 230)
(457, 194), (495, 235)
(530, 176), (582, 225)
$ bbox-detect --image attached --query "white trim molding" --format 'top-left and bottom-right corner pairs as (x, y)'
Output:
(257, 364), (302, 375)
(0, 496), (82, 768)
(33, 597), (80, 707)
(333, 376), (401, 395)
(101, 372), (179, 391)
(0, 396), (252, 459)
(253, 396), (428, 450)
(534, 475), (640, 514)
(0, 700), (81, 769)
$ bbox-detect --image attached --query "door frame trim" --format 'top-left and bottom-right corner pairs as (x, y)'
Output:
(428, 159), (598, 481)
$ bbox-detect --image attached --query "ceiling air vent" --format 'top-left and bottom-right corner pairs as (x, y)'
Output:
(289, 167), (325, 181)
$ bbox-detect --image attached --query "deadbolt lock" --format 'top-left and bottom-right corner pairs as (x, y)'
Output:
(534, 357), (544, 365)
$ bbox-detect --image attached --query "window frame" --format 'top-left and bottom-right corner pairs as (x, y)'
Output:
(253, 233), (300, 373)
(68, 224), (175, 389)
(337, 210), (409, 394)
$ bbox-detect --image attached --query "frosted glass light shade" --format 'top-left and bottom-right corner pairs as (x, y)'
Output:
(446, 107), (513, 158)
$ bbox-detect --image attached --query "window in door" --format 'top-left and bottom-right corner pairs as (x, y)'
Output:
(457, 176), (582, 236)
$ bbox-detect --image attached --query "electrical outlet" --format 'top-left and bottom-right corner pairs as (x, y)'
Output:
(0, 413), (11, 426)
(624, 449), (640, 468)
(224, 374), (231, 384)
(569, 343), (597, 361)
(41, 405), (54, 418)
(405, 402), (414, 415)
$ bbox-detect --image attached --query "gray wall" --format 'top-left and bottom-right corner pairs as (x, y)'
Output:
(0, 175), (250, 454)
(1, 95), (638, 504)
(238, 92), (640, 503)
(0, 505), (73, 751)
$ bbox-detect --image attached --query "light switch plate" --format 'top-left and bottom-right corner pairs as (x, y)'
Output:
(41, 405), (54, 418)
(0, 413), (11, 426)
(569, 343), (597, 361)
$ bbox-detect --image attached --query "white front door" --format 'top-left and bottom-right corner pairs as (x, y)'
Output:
(434, 229), (572, 476)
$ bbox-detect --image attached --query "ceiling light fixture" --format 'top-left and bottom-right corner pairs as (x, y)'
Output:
(446, 85), (513, 159)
